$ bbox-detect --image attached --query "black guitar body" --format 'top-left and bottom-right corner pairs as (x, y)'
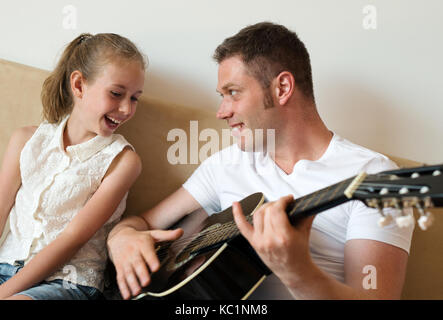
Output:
(136, 192), (271, 300)
(149, 238), (270, 300)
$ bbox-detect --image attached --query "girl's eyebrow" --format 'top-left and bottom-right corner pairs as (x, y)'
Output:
(112, 84), (143, 94)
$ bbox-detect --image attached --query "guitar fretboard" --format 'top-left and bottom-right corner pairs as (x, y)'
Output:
(187, 176), (355, 255)
(286, 177), (355, 222)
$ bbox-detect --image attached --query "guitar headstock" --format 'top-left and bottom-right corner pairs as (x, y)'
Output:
(351, 164), (443, 230)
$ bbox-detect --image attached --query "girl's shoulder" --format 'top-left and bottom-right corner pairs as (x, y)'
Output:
(9, 125), (38, 149)
(105, 144), (141, 175)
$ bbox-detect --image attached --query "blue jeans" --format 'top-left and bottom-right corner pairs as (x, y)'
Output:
(0, 261), (104, 300)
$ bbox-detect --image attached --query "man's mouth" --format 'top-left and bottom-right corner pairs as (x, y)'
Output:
(230, 123), (244, 137)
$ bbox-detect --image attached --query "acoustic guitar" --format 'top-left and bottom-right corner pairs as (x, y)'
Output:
(134, 164), (442, 300)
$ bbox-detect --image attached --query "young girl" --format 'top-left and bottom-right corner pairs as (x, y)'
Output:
(0, 33), (146, 300)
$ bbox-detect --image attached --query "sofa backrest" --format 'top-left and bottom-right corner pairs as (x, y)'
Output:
(0, 58), (442, 299)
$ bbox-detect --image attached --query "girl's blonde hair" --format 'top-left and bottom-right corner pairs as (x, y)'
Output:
(41, 33), (147, 123)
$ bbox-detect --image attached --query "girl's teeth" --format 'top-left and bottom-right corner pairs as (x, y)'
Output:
(107, 116), (121, 124)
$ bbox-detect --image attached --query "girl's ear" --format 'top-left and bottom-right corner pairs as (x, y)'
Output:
(273, 71), (295, 106)
(70, 70), (85, 99)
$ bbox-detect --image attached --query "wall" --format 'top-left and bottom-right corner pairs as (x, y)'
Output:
(1, 0), (442, 163)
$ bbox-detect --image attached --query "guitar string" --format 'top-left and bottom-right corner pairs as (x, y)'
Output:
(157, 174), (415, 260)
(156, 173), (428, 262)
(159, 173), (411, 254)
(155, 181), (352, 260)
(155, 218), (247, 260)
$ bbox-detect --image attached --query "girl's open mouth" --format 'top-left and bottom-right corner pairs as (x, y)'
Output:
(104, 115), (122, 129)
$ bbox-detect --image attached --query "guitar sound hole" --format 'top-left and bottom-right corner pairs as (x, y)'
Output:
(175, 248), (192, 265)
(174, 224), (221, 265)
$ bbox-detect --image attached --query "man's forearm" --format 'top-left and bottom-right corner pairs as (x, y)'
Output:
(284, 263), (379, 300)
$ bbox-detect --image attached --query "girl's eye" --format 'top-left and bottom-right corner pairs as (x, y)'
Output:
(131, 97), (139, 102)
(111, 91), (122, 97)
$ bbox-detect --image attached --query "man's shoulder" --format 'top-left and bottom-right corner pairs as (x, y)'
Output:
(330, 134), (397, 174)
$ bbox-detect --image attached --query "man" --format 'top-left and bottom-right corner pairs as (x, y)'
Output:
(107, 22), (414, 300)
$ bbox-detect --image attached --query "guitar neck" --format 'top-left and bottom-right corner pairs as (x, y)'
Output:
(188, 163), (443, 258)
(285, 176), (357, 225)
(189, 175), (362, 256)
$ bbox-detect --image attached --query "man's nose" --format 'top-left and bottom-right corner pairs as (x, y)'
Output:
(216, 101), (233, 119)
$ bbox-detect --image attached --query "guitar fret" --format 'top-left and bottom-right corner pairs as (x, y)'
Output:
(290, 198), (304, 214)
(328, 180), (348, 202)
(300, 193), (316, 211)
(289, 179), (352, 217)
(312, 185), (331, 207)
(303, 186), (333, 212)
(290, 189), (324, 216)
(190, 178), (355, 256)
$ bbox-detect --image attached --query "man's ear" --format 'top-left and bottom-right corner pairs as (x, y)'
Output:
(70, 70), (85, 99)
(273, 71), (295, 106)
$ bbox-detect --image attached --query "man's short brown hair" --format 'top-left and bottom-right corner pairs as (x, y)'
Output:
(213, 22), (314, 102)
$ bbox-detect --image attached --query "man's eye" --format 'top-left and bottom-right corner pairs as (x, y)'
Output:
(229, 90), (238, 96)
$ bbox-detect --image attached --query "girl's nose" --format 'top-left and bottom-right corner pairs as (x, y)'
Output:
(119, 100), (132, 116)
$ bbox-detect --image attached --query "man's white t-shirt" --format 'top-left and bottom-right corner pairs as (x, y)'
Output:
(182, 133), (414, 299)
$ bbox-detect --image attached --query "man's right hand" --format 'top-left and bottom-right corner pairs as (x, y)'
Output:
(107, 226), (183, 299)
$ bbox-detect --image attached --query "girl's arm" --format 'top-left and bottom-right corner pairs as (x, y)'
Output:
(0, 147), (141, 299)
(0, 127), (37, 236)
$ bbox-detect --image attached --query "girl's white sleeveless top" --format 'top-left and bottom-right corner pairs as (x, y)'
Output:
(0, 116), (133, 290)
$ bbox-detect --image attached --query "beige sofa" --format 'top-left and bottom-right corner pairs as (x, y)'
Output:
(1, 58), (442, 299)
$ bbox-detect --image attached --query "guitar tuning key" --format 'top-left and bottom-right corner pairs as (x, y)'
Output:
(368, 198), (393, 228)
(374, 202), (392, 228)
(423, 197), (433, 209)
(378, 214), (393, 228)
(399, 187), (409, 195)
(395, 214), (415, 228)
(418, 212), (434, 231)
(395, 198), (415, 228)
(411, 172), (420, 179)
(415, 202), (435, 231)
(420, 186), (430, 194)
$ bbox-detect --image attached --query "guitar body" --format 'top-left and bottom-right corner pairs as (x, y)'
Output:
(136, 192), (271, 300)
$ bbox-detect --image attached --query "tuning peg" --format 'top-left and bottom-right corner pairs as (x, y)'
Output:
(380, 188), (389, 195)
(411, 172), (420, 179)
(420, 186), (430, 194)
(418, 212), (434, 231)
(415, 202), (435, 231)
(366, 198), (393, 228)
(433, 170), (441, 176)
(423, 197), (433, 209)
(395, 214), (415, 228)
(378, 214), (393, 228)
(399, 187), (409, 195)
